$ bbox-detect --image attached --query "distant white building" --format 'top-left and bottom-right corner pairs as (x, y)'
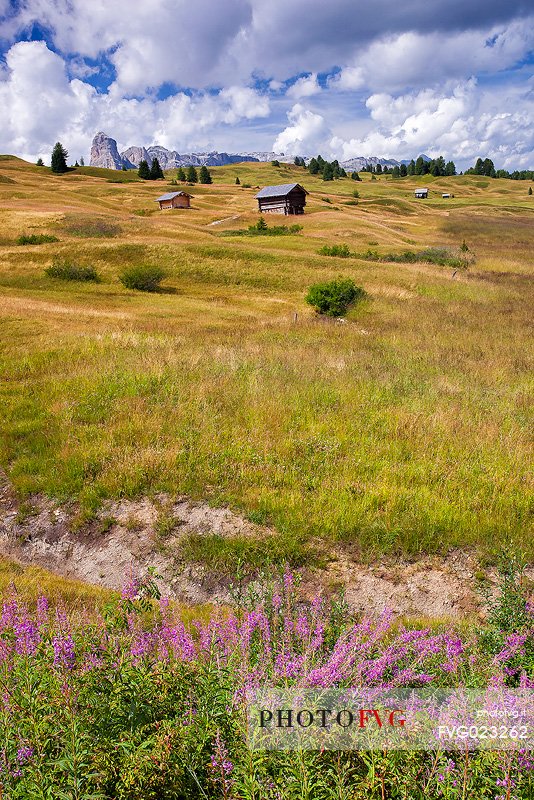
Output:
(414, 188), (428, 199)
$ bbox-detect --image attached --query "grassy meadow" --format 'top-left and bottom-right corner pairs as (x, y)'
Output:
(0, 155), (532, 567)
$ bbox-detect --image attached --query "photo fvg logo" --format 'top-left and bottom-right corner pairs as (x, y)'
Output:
(247, 689), (534, 751)
(259, 707), (406, 730)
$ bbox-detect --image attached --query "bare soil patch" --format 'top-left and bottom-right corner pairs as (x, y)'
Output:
(1, 471), (523, 618)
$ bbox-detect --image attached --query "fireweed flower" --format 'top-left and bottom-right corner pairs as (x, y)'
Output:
(14, 619), (40, 657)
(210, 731), (233, 776)
(52, 633), (75, 669)
(121, 576), (142, 602)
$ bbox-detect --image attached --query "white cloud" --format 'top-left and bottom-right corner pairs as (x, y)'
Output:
(0, 42), (270, 161)
(273, 103), (329, 155)
(329, 81), (534, 168)
(287, 73), (320, 99)
(334, 22), (534, 93)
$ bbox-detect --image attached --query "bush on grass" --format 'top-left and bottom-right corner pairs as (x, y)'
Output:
(306, 278), (366, 316)
(17, 234), (58, 245)
(45, 260), (100, 282)
(318, 244), (351, 257)
(120, 264), (167, 292)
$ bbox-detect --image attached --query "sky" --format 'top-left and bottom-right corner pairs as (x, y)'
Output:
(0, 1), (533, 170)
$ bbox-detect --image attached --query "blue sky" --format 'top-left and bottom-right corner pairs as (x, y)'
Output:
(0, 0), (533, 169)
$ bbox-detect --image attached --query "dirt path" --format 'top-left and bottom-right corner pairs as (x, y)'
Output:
(207, 214), (240, 226)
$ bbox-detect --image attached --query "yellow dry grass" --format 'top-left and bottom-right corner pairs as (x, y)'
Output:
(0, 155), (532, 567)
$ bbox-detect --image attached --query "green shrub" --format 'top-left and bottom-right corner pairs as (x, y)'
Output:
(45, 260), (100, 282)
(17, 233), (58, 245)
(306, 278), (366, 316)
(120, 264), (167, 292)
(359, 247), (471, 268)
(318, 244), (351, 257)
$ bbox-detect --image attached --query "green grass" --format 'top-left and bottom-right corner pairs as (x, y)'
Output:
(0, 157), (532, 567)
(17, 233), (59, 245)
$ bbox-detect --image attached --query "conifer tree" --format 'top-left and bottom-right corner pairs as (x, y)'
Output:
(150, 158), (164, 180)
(199, 165), (212, 184)
(51, 142), (68, 174)
(235, 176), (240, 185)
(138, 160), (151, 180)
(177, 167), (186, 181)
(36, 157), (44, 167)
(186, 165), (198, 183)
(322, 163), (334, 181)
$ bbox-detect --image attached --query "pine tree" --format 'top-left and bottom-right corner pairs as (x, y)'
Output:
(400, 163), (408, 177)
(351, 171), (361, 181)
(322, 163), (334, 181)
(199, 165), (212, 184)
(80, 157), (85, 167)
(271, 160), (280, 167)
(308, 158), (319, 175)
(482, 158), (496, 178)
(235, 176), (240, 185)
(150, 158), (164, 180)
(445, 161), (456, 176)
(138, 160), (150, 180)
(186, 166), (198, 183)
(528, 187), (532, 196)
(177, 167), (186, 181)
(36, 157), (44, 167)
(407, 160), (416, 176)
(392, 166), (400, 178)
(51, 142), (68, 174)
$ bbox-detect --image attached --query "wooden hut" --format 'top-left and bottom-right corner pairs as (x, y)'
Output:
(414, 188), (428, 199)
(155, 191), (192, 210)
(255, 183), (307, 215)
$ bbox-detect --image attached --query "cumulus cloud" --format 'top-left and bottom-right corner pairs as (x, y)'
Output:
(334, 21), (534, 93)
(273, 103), (329, 155)
(0, 42), (270, 160)
(3, 0), (533, 91)
(0, 2), (533, 167)
(287, 73), (321, 99)
(330, 80), (534, 168)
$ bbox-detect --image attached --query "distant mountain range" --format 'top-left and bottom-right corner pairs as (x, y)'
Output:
(89, 132), (430, 172)
(89, 132), (287, 170)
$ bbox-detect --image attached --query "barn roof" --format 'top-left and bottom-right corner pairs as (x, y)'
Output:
(154, 191), (191, 202)
(414, 188), (428, 193)
(255, 183), (307, 199)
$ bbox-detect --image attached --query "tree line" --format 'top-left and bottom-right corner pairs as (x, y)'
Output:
(465, 157), (534, 181)
(138, 160), (213, 183)
(292, 153), (457, 181)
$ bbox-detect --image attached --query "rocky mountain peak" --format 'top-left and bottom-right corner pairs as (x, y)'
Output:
(89, 132), (124, 170)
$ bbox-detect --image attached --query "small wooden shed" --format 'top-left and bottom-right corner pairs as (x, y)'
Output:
(255, 183), (307, 215)
(155, 191), (192, 210)
(414, 188), (428, 199)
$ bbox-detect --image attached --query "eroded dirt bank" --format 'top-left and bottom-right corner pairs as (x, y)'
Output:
(0, 472), (526, 618)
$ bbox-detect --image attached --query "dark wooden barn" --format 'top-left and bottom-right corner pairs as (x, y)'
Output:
(255, 183), (307, 215)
